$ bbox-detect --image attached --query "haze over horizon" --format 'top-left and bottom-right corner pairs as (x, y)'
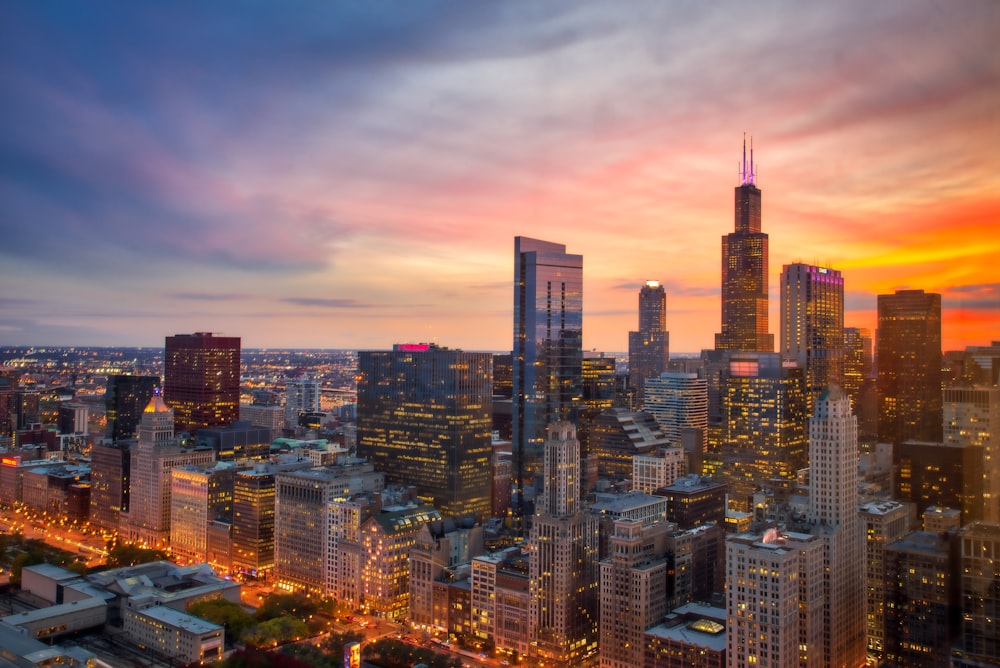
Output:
(2, 2), (998, 353)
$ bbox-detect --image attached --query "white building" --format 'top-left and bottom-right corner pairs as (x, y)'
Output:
(285, 377), (322, 428)
(643, 373), (708, 446)
(123, 604), (223, 665)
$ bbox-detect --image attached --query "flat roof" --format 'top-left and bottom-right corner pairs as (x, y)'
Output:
(133, 605), (223, 635)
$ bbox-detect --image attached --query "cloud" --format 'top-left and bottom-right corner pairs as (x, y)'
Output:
(279, 298), (376, 309)
(168, 293), (254, 302)
(944, 283), (1000, 311)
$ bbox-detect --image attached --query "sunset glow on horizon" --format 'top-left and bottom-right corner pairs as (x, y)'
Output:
(2, 2), (997, 353)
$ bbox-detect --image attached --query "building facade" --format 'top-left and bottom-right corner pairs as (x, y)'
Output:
(944, 386), (1000, 523)
(357, 344), (493, 520)
(644, 372), (709, 446)
(513, 237), (583, 527)
(164, 332), (241, 433)
(715, 141), (772, 354)
(628, 280), (669, 404)
(876, 290), (942, 444)
(780, 263), (844, 412)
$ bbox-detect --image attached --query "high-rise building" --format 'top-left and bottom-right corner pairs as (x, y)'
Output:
(528, 422), (599, 666)
(780, 263), (844, 411)
(120, 391), (215, 548)
(356, 344), (493, 520)
(894, 439), (984, 524)
(89, 441), (131, 533)
(599, 518), (673, 668)
(643, 372), (709, 446)
(513, 237), (583, 526)
(719, 353), (806, 508)
(859, 500), (913, 662)
(726, 529), (825, 667)
(284, 376), (321, 429)
(944, 386), (1000, 523)
(715, 140), (772, 353)
(105, 375), (159, 442)
(883, 530), (961, 667)
(164, 332), (241, 433)
(170, 461), (235, 564)
(273, 461), (384, 595)
(628, 281), (669, 404)
(953, 521), (1000, 668)
(877, 290), (942, 444)
(0, 375), (14, 446)
(578, 354), (618, 455)
(807, 385), (867, 666)
(589, 408), (671, 480)
(842, 326), (875, 436)
(57, 402), (88, 435)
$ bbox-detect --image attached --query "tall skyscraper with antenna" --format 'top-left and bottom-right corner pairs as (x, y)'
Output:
(715, 138), (773, 353)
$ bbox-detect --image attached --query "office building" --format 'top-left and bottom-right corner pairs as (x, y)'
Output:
(859, 500), (912, 662)
(170, 461), (235, 564)
(120, 391), (215, 548)
(513, 237), (583, 526)
(105, 375), (159, 442)
(599, 518), (673, 668)
(883, 530), (961, 667)
(193, 421), (272, 461)
(842, 327), (875, 436)
(780, 263), (844, 411)
(715, 140), (773, 353)
(644, 372), (709, 446)
(528, 422), (599, 666)
(726, 529), (825, 668)
(632, 447), (685, 494)
(894, 440), (984, 524)
(412, 520), (485, 630)
(657, 474), (728, 530)
(644, 602), (727, 668)
(89, 441), (131, 532)
(589, 408), (670, 480)
(719, 353), (806, 508)
(57, 401), (88, 435)
(273, 462), (384, 595)
(0, 375), (14, 445)
(944, 386), (1000, 522)
(877, 289), (942, 444)
(579, 354), (618, 455)
(953, 521), (1000, 668)
(628, 280), (670, 404)
(357, 344), (493, 520)
(164, 332), (241, 433)
(807, 385), (866, 667)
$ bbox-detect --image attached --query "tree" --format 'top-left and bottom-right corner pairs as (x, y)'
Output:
(105, 544), (168, 568)
(188, 598), (256, 644)
(255, 592), (318, 622)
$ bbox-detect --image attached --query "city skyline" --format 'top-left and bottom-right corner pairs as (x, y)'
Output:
(2, 2), (998, 353)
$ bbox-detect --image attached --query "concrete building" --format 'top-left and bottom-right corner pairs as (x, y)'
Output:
(123, 604), (224, 665)
(632, 446), (685, 494)
(169, 461), (235, 564)
(952, 521), (1000, 668)
(725, 529), (824, 668)
(284, 376), (322, 429)
(644, 602), (727, 668)
(859, 499), (913, 662)
(944, 386), (1000, 522)
(589, 408), (671, 480)
(528, 422), (599, 666)
(644, 373), (708, 446)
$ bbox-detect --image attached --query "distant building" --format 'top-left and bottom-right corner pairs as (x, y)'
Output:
(164, 332), (241, 433)
(877, 289), (942, 444)
(284, 376), (321, 429)
(193, 421), (272, 461)
(237, 404), (284, 438)
(628, 280), (669, 405)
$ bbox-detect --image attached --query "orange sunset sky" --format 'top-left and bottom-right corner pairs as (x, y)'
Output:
(2, 2), (998, 353)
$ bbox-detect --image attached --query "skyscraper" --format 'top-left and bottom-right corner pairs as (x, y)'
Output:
(164, 332), (241, 434)
(643, 372), (709, 446)
(513, 237), (583, 525)
(944, 386), (1000, 522)
(715, 139), (773, 353)
(628, 280), (669, 403)
(780, 263), (844, 411)
(528, 422), (599, 666)
(876, 289), (942, 444)
(105, 375), (160, 442)
(284, 376), (321, 429)
(808, 385), (867, 666)
(859, 500), (912, 662)
(356, 343), (493, 520)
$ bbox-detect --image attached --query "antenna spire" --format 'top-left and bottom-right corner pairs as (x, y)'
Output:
(740, 134), (756, 186)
